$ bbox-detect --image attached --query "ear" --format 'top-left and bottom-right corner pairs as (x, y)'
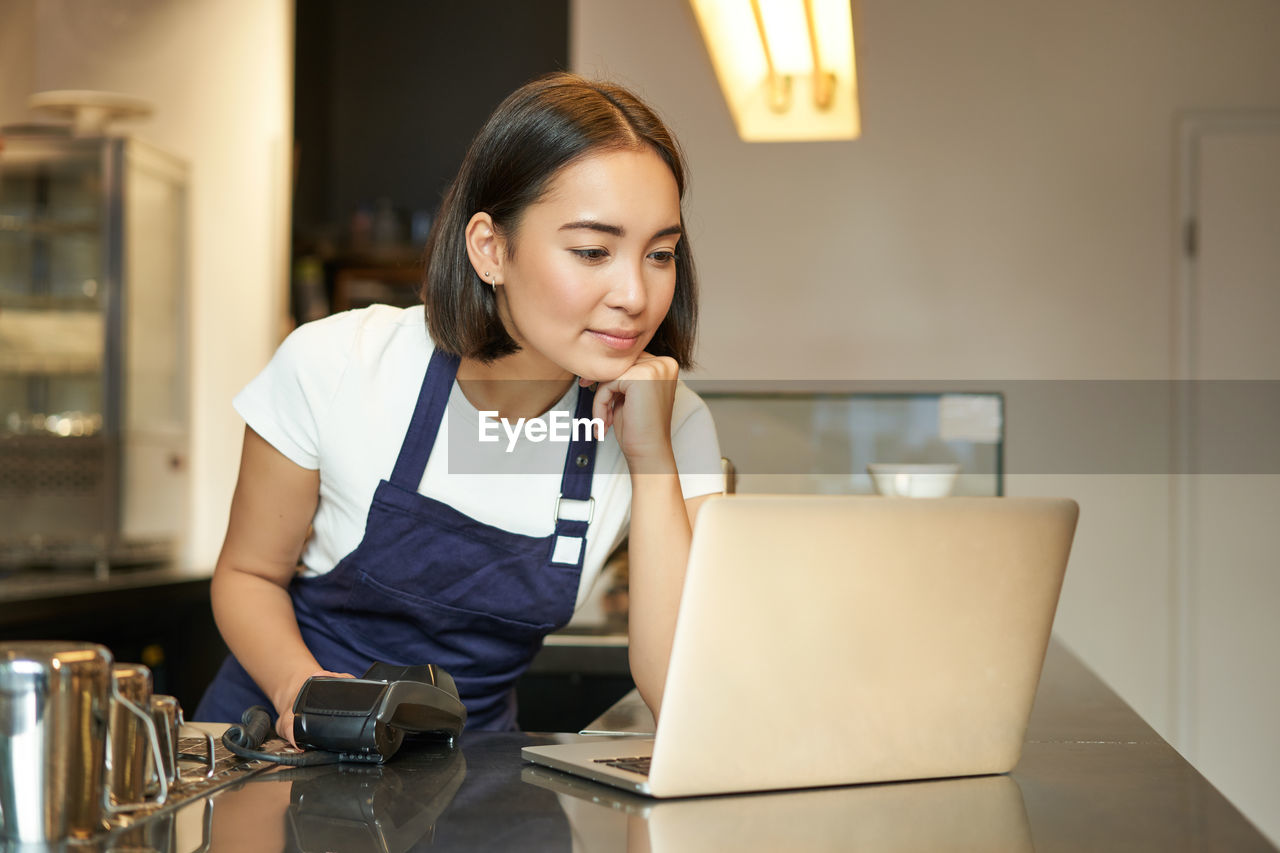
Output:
(464, 212), (506, 285)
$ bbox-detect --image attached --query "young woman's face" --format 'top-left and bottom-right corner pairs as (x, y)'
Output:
(495, 146), (682, 383)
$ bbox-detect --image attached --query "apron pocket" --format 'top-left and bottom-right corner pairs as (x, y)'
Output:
(362, 492), (571, 608)
(340, 569), (557, 664)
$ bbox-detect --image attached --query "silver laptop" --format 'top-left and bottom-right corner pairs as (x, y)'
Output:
(521, 495), (1078, 798)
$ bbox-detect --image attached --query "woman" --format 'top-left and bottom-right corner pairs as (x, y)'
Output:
(195, 74), (723, 738)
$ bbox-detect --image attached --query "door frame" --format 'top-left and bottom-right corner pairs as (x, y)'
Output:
(1171, 111), (1280, 755)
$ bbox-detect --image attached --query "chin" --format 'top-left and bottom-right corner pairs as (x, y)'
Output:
(575, 357), (635, 385)
(577, 367), (625, 385)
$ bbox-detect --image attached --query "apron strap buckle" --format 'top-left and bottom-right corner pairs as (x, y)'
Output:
(554, 495), (595, 525)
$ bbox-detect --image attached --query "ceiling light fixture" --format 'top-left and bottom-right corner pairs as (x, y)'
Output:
(690, 0), (861, 142)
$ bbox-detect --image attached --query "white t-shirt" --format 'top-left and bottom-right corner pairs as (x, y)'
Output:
(233, 305), (724, 610)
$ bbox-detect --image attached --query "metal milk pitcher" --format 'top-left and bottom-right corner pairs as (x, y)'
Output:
(150, 693), (183, 787)
(0, 642), (169, 844)
(108, 663), (169, 806)
(150, 693), (214, 787)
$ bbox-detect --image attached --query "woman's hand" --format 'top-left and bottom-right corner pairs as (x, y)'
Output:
(273, 668), (354, 747)
(587, 352), (679, 470)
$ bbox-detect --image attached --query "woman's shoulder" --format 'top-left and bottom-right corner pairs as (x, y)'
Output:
(286, 304), (428, 350)
(671, 377), (714, 425)
(278, 304), (430, 371)
(668, 380), (723, 491)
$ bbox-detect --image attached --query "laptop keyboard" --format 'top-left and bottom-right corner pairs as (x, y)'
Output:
(594, 756), (652, 776)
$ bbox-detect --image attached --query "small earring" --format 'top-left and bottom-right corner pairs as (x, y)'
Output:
(484, 271), (496, 293)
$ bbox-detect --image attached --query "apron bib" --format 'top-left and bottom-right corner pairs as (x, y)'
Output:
(197, 348), (599, 731)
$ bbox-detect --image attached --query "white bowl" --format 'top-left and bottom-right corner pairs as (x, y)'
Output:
(867, 463), (960, 498)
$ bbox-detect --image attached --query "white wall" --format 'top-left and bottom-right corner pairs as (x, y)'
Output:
(0, 0), (294, 570)
(572, 0), (1280, 841)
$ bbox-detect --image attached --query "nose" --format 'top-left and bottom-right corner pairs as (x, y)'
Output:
(605, 262), (648, 315)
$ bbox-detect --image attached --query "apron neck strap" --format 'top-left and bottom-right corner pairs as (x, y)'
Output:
(392, 349), (601, 489)
(558, 384), (599, 502)
(390, 348), (459, 489)
(550, 384), (600, 560)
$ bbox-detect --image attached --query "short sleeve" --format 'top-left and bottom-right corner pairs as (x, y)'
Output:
(671, 383), (725, 500)
(231, 315), (354, 470)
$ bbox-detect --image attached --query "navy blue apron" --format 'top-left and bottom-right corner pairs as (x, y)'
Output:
(196, 348), (598, 731)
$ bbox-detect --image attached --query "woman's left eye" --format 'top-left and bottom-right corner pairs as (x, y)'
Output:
(648, 250), (677, 264)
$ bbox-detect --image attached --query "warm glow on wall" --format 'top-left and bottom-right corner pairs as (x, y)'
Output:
(690, 0), (861, 142)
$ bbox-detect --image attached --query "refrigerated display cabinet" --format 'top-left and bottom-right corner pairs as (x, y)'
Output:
(0, 128), (188, 571)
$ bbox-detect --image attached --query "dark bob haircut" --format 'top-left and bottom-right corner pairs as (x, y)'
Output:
(421, 73), (698, 367)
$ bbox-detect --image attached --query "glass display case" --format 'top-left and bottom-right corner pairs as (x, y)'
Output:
(692, 387), (1004, 497)
(0, 129), (188, 571)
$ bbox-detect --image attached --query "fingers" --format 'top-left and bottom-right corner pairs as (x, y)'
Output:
(585, 353), (680, 456)
(589, 352), (667, 425)
(275, 668), (355, 748)
(592, 382), (621, 428)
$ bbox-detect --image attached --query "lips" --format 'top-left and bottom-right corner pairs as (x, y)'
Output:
(587, 328), (643, 351)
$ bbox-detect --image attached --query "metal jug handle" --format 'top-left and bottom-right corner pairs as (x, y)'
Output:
(189, 797), (214, 853)
(103, 685), (169, 813)
(174, 703), (217, 779)
(178, 722), (218, 779)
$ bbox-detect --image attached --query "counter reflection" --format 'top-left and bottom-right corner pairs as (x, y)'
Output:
(206, 744), (465, 853)
(523, 766), (1033, 852)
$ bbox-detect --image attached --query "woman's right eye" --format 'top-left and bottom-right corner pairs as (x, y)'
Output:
(571, 248), (609, 262)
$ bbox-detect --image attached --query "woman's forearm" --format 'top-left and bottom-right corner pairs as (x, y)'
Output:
(211, 426), (329, 731)
(624, 454), (692, 720)
(210, 563), (323, 716)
